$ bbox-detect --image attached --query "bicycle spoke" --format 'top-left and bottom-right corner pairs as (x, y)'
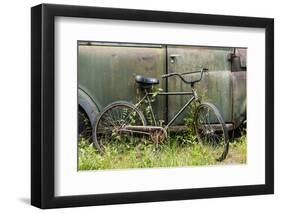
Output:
(195, 103), (229, 161)
(93, 103), (146, 152)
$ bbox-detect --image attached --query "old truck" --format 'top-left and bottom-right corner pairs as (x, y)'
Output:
(78, 41), (246, 135)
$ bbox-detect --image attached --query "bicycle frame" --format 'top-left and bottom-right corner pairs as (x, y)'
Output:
(135, 87), (199, 130)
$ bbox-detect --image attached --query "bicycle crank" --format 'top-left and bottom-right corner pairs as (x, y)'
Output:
(119, 125), (167, 144)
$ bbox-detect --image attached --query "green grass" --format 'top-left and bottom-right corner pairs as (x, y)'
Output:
(78, 134), (247, 171)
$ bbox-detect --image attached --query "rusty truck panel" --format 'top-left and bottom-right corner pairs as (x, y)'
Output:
(78, 42), (247, 130)
(78, 43), (166, 121)
(231, 71), (247, 128)
(167, 46), (233, 124)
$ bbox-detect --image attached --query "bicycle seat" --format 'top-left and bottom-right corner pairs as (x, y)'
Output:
(135, 75), (159, 87)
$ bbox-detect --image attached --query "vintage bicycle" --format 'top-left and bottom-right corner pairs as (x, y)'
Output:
(92, 68), (229, 161)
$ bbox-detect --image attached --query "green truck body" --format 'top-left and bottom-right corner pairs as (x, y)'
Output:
(78, 41), (246, 130)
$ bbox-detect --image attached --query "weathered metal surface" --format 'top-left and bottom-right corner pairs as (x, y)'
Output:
(236, 48), (247, 68)
(167, 70), (233, 124)
(231, 71), (247, 128)
(78, 42), (247, 130)
(229, 48), (247, 127)
(230, 48), (247, 71)
(167, 46), (233, 124)
(78, 88), (100, 125)
(78, 44), (166, 121)
(167, 45), (232, 73)
(168, 123), (234, 132)
(123, 125), (167, 144)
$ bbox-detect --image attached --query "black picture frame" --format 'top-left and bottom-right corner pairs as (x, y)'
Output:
(31, 3), (274, 209)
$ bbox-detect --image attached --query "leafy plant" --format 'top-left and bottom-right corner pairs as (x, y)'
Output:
(137, 85), (163, 125)
(78, 133), (246, 170)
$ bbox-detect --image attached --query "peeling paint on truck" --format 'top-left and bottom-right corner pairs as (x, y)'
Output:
(78, 42), (246, 130)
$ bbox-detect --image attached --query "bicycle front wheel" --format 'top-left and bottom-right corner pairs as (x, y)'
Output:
(92, 101), (147, 153)
(194, 102), (229, 161)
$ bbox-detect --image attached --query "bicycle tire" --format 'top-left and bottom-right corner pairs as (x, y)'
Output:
(194, 102), (229, 161)
(92, 101), (147, 153)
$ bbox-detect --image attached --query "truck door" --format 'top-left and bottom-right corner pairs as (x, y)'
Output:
(78, 42), (166, 121)
(166, 45), (233, 125)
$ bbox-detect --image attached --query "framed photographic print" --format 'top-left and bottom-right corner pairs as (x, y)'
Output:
(31, 3), (274, 209)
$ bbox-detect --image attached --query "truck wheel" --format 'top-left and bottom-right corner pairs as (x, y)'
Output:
(78, 107), (92, 140)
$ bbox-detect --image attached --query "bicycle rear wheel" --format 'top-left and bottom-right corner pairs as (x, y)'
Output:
(194, 102), (229, 161)
(93, 101), (147, 153)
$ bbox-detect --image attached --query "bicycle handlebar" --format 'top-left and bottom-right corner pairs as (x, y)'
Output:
(162, 68), (208, 85)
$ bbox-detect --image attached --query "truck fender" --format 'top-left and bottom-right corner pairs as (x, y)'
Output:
(78, 88), (100, 126)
